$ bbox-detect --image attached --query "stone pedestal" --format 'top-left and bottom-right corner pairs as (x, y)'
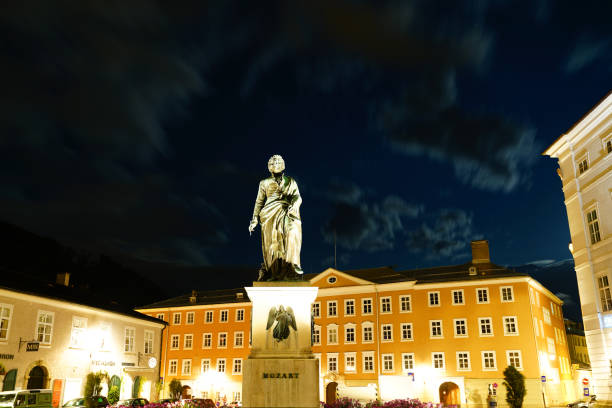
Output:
(243, 282), (319, 408)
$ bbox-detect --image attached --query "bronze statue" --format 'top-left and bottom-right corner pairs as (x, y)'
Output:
(266, 305), (297, 341)
(249, 155), (302, 280)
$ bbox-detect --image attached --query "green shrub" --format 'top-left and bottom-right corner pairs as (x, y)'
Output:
(108, 386), (120, 405)
(168, 379), (182, 400)
(503, 365), (526, 408)
(84, 372), (108, 397)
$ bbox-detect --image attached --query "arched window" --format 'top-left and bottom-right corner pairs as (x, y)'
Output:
(2, 369), (17, 391)
(132, 376), (142, 398)
(27, 366), (46, 389)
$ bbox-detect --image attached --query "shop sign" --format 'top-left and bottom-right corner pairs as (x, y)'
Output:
(0, 353), (14, 360)
(262, 372), (299, 379)
(52, 379), (63, 408)
(26, 342), (40, 352)
(121, 362), (135, 367)
(92, 360), (116, 367)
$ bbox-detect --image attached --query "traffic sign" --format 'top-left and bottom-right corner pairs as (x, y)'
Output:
(541, 376), (546, 383)
(582, 378), (589, 386)
(584, 388), (589, 397)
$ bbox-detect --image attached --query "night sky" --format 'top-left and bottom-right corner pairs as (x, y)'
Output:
(1, 2), (611, 306)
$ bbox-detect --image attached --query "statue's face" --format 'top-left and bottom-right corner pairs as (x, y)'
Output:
(268, 155), (285, 174)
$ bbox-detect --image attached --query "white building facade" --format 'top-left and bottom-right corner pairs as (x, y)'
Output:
(544, 90), (612, 403)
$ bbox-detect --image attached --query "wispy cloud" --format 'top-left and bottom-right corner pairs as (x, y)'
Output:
(564, 38), (609, 74)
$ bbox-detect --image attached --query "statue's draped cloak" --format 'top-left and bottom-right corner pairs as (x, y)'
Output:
(252, 175), (302, 270)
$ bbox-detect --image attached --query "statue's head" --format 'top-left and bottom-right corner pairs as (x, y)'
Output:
(268, 155), (285, 174)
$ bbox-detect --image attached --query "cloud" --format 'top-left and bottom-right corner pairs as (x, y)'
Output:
(555, 292), (575, 307)
(564, 38), (609, 74)
(527, 259), (556, 267)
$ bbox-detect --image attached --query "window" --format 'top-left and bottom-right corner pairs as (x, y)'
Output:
(328, 276), (337, 284)
(156, 313), (165, 321)
(36, 310), (54, 344)
(604, 136), (612, 154)
(547, 337), (556, 358)
(218, 333), (227, 348)
(430, 320), (443, 338)
(234, 332), (244, 347)
(184, 334), (193, 350)
(171, 335), (180, 350)
(312, 302), (320, 318)
(587, 208), (601, 244)
(401, 323), (413, 341)
(327, 353), (338, 372)
(345, 299), (355, 316)
(482, 351), (496, 370)
(382, 324), (393, 342)
(362, 298), (373, 315)
(504, 317), (518, 335)
(501, 286), (514, 302)
(382, 354), (394, 372)
(233, 358), (242, 374)
(144, 330), (154, 354)
(344, 325), (356, 344)
(363, 352), (375, 372)
(457, 352), (470, 371)
(217, 359), (226, 373)
(452, 290), (464, 305)
(236, 309), (245, 322)
(555, 327), (565, 345)
(345, 353), (356, 372)
(202, 333), (212, 349)
(477, 288), (489, 304)
(454, 319), (467, 337)
(507, 351), (522, 370)
(327, 325), (338, 344)
(479, 318), (493, 336)
(232, 392), (241, 403)
(173, 313), (181, 325)
(327, 301), (337, 317)
(182, 359), (192, 375)
(70, 316), (87, 348)
(99, 323), (111, 350)
(380, 297), (392, 313)
(220, 310), (229, 322)
(598, 275), (612, 312)
(428, 291), (440, 307)
(186, 312), (195, 324)
(400, 295), (411, 312)
(169, 360), (178, 375)
(402, 353), (415, 371)
(362, 323), (373, 343)
(124, 327), (135, 352)
(201, 359), (210, 373)
(543, 307), (551, 324)
(313, 326), (321, 345)
(578, 156), (589, 174)
(205, 310), (213, 323)
(432, 352), (445, 369)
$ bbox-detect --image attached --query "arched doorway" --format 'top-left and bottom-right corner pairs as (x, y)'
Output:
(2, 369), (17, 391)
(439, 382), (460, 405)
(26, 366), (47, 390)
(181, 385), (192, 399)
(325, 382), (338, 405)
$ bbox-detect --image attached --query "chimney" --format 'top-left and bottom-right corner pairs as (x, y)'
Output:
(56, 272), (70, 287)
(189, 290), (197, 304)
(471, 240), (490, 264)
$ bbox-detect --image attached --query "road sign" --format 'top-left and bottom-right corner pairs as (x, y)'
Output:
(541, 376), (546, 383)
(584, 388), (589, 397)
(493, 383), (498, 388)
(582, 378), (589, 386)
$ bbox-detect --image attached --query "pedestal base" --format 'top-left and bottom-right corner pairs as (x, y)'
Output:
(242, 357), (319, 408)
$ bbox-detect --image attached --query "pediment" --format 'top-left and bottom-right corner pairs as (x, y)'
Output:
(309, 268), (373, 288)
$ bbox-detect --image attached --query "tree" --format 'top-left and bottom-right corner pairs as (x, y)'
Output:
(168, 379), (182, 400)
(84, 372), (108, 397)
(503, 365), (526, 408)
(108, 386), (120, 405)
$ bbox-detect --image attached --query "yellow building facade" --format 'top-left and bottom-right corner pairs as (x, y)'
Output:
(137, 241), (575, 407)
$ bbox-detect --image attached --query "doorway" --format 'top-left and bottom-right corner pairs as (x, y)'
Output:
(26, 366), (47, 389)
(325, 382), (338, 405)
(181, 386), (192, 399)
(439, 382), (460, 405)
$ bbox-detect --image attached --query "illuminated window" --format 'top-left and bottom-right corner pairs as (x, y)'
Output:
(99, 323), (111, 350)
(345, 352), (356, 372)
(430, 320), (443, 338)
(236, 309), (245, 322)
(218, 332), (228, 348)
(457, 352), (470, 371)
(202, 333), (212, 349)
(507, 350), (522, 370)
(124, 327), (135, 352)
(186, 312), (194, 324)
(344, 325), (356, 344)
(504, 317), (518, 335)
(432, 352), (445, 369)
(170, 334), (180, 349)
(234, 331), (244, 347)
(400, 295), (411, 312)
(454, 319), (467, 337)
(345, 299), (355, 316)
(36, 310), (54, 344)
(543, 307), (551, 325)
(313, 326), (321, 345)
(363, 352), (374, 372)
(479, 318), (493, 336)
(402, 353), (414, 371)
(328, 301), (337, 317)
(401, 323), (413, 341)
(327, 353), (338, 372)
(220, 310), (229, 322)
(184, 334), (193, 350)
(168, 359), (178, 375)
(233, 358), (242, 374)
(233, 392), (241, 403)
(327, 325), (338, 344)
(156, 313), (165, 321)
(598, 275), (612, 312)
(380, 297), (392, 313)
(554, 327), (565, 345)
(201, 359), (210, 373)
(144, 330), (154, 354)
(501, 286), (514, 302)
(362, 323), (373, 343)
(604, 136), (612, 154)
(217, 358), (226, 373)
(452, 290), (464, 305)
(482, 351), (496, 371)
(205, 310), (213, 323)
(586, 208), (601, 244)
(70, 316), (87, 348)
(578, 156), (589, 174)
(382, 354), (394, 372)
(312, 302), (320, 318)
(382, 324), (393, 342)
(173, 313), (181, 325)
(182, 359), (192, 375)
(362, 298), (373, 315)
(547, 337), (556, 358)
(476, 288), (489, 304)
(428, 292), (440, 307)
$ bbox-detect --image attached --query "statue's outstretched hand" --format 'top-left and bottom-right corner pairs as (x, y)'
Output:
(249, 219), (258, 235)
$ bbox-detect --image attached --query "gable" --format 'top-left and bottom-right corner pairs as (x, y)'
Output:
(310, 268), (373, 288)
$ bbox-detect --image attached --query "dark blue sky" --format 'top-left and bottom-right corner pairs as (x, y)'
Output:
(0, 1), (611, 299)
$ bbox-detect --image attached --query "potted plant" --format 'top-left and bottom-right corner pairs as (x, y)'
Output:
(0, 362), (6, 376)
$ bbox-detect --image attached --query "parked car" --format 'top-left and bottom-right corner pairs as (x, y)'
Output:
(0, 390), (52, 408)
(114, 399), (149, 408)
(63, 397), (109, 408)
(567, 396), (597, 408)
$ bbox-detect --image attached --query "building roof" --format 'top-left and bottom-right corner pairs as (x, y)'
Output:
(0, 267), (166, 326)
(138, 287), (249, 309)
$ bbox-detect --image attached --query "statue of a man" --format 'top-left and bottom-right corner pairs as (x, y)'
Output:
(249, 155), (302, 279)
